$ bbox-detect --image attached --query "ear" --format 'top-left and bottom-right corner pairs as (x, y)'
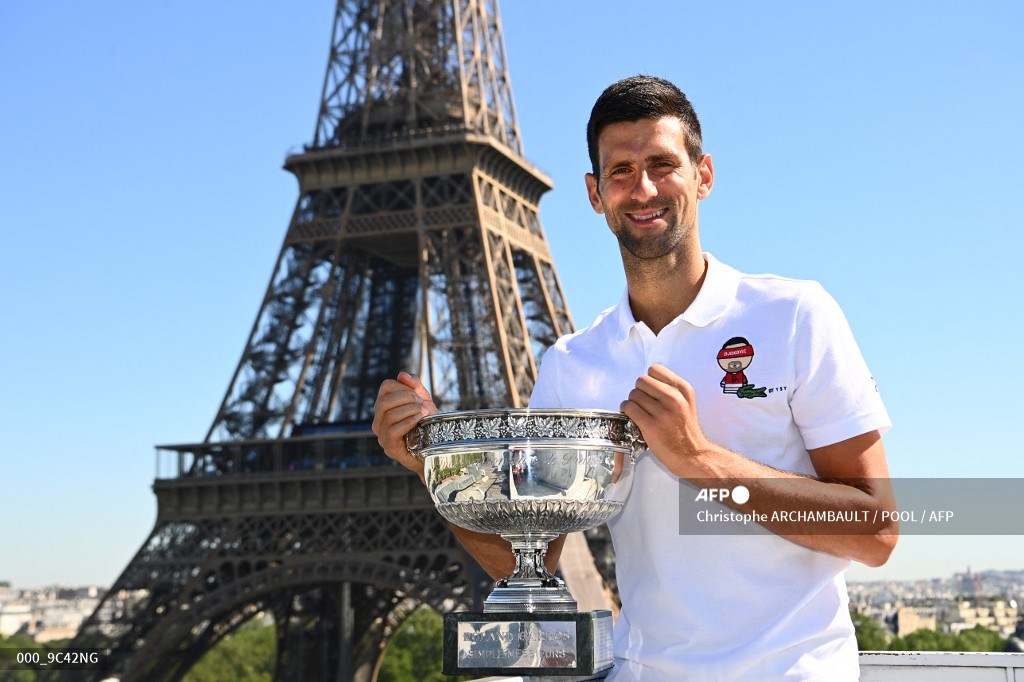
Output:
(585, 173), (605, 214)
(696, 154), (714, 200)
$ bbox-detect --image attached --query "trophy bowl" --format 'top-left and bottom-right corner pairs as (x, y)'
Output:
(407, 408), (645, 613)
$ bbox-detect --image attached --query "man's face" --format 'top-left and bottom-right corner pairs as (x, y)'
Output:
(585, 116), (713, 261)
(718, 356), (753, 372)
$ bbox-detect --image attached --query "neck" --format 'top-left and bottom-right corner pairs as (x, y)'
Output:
(623, 240), (707, 335)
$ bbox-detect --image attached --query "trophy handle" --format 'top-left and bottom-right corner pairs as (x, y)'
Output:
(404, 426), (424, 461)
(624, 419), (647, 463)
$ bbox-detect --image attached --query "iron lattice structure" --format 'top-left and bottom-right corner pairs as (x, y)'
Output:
(63, 2), (612, 680)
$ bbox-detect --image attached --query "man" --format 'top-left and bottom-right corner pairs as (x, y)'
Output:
(374, 75), (897, 681)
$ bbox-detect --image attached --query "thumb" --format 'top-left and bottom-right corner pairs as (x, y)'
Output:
(649, 364), (688, 389)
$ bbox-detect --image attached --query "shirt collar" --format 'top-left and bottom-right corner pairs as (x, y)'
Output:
(611, 252), (740, 343)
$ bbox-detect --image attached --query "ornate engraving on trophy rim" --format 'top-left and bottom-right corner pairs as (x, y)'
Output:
(419, 411), (630, 449)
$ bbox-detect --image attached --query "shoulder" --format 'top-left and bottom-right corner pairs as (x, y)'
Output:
(547, 303), (621, 356)
(734, 269), (830, 305)
(729, 267), (844, 324)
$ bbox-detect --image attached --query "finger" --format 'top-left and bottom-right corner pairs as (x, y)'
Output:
(383, 402), (426, 428)
(619, 399), (653, 434)
(375, 387), (422, 413)
(619, 399), (642, 424)
(636, 372), (697, 409)
(648, 364), (695, 397)
(385, 412), (429, 454)
(633, 374), (680, 403)
(397, 372), (437, 406)
(378, 378), (414, 399)
(623, 386), (662, 416)
(373, 384), (416, 432)
(647, 363), (681, 382)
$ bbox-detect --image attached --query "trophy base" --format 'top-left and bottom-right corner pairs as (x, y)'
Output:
(443, 610), (613, 677)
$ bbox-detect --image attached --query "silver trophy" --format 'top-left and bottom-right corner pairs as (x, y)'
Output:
(406, 408), (645, 677)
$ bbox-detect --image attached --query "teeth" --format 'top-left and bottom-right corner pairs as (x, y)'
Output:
(629, 208), (666, 221)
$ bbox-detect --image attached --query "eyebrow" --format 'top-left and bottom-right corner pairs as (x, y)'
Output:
(602, 152), (681, 172)
(645, 152), (681, 164)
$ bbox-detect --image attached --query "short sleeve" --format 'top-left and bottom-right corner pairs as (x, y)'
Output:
(789, 283), (891, 450)
(529, 345), (563, 408)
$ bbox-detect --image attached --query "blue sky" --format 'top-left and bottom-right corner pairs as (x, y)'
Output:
(1, 1), (1022, 588)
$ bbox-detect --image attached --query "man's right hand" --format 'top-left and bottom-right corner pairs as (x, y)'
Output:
(372, 372), (438, 478)
(373, 372), (556, 580)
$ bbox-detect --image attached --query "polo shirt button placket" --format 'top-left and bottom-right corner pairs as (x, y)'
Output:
(648, 335), (665, 368)
(635, 325), (657, 368)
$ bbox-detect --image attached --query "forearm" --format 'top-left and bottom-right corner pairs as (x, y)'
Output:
(448, 525), (566, 580)
(373, 375), (564, 575)
(410, 463), (566, 580)
(679, 444), (898, 566)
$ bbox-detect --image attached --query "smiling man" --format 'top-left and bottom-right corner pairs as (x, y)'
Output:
(374, 75), (897, 681)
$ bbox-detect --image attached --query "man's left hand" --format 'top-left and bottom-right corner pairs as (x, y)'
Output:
(620, 364), (709, 476)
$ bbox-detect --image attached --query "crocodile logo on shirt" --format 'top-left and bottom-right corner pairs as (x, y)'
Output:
(717, 337), (767, 399)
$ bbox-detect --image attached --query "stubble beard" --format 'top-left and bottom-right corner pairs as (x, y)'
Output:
(610, 207), (692, 262)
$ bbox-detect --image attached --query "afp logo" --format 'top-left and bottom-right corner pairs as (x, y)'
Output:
(695, 485), (750, 504)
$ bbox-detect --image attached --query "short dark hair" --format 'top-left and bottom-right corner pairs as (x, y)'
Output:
(586, 75), (704, 178)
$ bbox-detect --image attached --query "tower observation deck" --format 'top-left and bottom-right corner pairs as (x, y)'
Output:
(62, 2), (614, 680)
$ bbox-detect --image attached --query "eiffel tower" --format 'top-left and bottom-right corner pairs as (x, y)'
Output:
(63, 2), (612, 680)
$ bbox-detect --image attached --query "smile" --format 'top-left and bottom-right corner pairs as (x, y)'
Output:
(626, 208), (667, 222)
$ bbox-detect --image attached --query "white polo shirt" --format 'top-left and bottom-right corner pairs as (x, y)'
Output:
(530, 253), (890, 682)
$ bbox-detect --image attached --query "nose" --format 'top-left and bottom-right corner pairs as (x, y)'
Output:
(630, 169), (658, 202)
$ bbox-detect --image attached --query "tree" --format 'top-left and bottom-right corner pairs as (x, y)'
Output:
(887, 625), (1006, 652)
(851, 608), (1008, 654)
(377, 606), (473, 682)
(0, 633), (34, 682)
(181, 618), (275, 682)
(889, 628), (954, 651)
(851, 612), (889, 651)
(952, 625), (1006, 652)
